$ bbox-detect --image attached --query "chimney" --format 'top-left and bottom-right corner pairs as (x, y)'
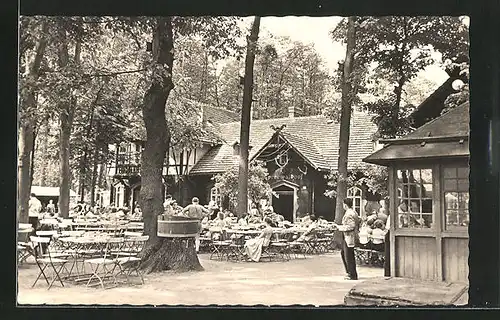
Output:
(288, 105), (295, 118)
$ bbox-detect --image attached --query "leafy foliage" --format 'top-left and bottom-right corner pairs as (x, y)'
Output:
(331, 16), (469, 138)
(213, 161), (272, 210)
(325, 164), (389, 199)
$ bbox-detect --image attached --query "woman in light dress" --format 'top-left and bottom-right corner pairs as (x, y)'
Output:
(244, 217), (274, 262)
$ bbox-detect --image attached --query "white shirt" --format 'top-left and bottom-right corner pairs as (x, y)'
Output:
(28, 197), (42, 218)
(372, 228), (386, 244)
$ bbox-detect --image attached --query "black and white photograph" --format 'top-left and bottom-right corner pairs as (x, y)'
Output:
(16, 14), (478, 306)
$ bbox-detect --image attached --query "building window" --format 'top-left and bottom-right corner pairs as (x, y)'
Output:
(443, 166), (469, 230)
(347, 186), (363, 216)
(396, 169), (434, 229)
(210, 187), (222, 207)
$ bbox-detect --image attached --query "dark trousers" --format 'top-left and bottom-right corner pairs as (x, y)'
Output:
(28, 216), (39, 236)
(384, 231), (391, 277)
(340, 239), (358, 280)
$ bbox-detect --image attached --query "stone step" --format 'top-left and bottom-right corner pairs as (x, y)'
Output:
(344, 277), (468, 306)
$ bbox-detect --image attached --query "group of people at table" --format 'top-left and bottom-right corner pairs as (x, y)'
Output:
(161, 195), (389, 280)
(27, 191), (390, 281)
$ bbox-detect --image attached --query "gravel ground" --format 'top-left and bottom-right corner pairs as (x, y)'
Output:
(17, 251), (383, 306)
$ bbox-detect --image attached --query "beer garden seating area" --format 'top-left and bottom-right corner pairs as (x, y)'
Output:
(18, 214), (386, 291)
(17, 218), (148, 290)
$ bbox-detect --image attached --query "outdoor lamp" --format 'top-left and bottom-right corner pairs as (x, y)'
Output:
(451, 79), (465, 91)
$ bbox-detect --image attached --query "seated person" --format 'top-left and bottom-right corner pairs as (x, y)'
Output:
(238, 214), (249, 226)
(301, 214), (313, 225)
(201, 216), (210, 229)
(224, 212), (236, 225)
(250, 203), (260, 218)
(358, 220), (373, 248)
(212, 212), (228, 228)
(247, 214), (262, 224)
(297, 215), (319, 242)
(317, 216), (329, 226)
(244, 217), (274, 262)
(371, 220), (387, 251)
(114, 208), (126, 220)
(132, 206), (143, 220)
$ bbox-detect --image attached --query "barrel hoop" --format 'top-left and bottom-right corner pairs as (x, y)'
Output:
(158, 221), (199, 224)
(157, 233), (198, 238)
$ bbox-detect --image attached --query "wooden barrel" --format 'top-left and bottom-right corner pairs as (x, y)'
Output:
(157, 216), (200, 238)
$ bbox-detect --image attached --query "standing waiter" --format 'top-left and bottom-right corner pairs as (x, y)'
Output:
(28, 193), (42, 235)
(333, 198), (360, 280)
(182, 197), (210, 252)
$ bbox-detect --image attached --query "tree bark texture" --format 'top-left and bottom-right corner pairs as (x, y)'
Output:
(57, 20), (80, 218)
(140, 237), (203, 273)
(140, 17), (174, 244)
(138, 18), (202, 273)
(30, 125), (37, 187)
(40, 115), (50, 186)
(90, 141), (100, 207)
(335, 17), (357, 237)
(18, 121), (35, 223)
(17, 20), (49, 223)
(237, 16), (261, 217)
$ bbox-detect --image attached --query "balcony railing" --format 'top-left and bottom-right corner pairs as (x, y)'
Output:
(115, 164), (141, 176)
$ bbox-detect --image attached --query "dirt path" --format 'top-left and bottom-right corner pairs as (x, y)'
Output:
(17, 252), (383, 306)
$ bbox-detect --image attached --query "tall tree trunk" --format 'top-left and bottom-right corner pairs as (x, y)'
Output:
(90, 141), (100, 207)
(334, 17), (357, 233)
(80, 84), (105, 201)
(237, 16), (260, 217)
(30, 125), (37, 187)
(139, 17), (174, 244)
(18, 121), (36, 223)
(40, 115), (50, 186)
(57, 20), (80, 218)
(139, 17), (202, 273)
(17, 20), (49, 223)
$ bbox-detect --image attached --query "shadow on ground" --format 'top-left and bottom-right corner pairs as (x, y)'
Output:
(17, 252), (383, 306)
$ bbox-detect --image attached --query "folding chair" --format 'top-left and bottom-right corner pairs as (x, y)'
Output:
(210, 240), (231, 260)
(30, 236), (68, 289)
(114, 236), (149, 284)
(269, 242), (291, 261)
(85, 238), (124, 289)
(227, 235), (245, 262)
(18, 226), (34, 264)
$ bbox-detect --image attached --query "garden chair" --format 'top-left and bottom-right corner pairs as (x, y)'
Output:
(18, 225), (34, 264)
(85, 237), (124, 289)
(269, 241), (291, 261)
(30, 236), (69, 289)
(114, 236), (149, 284)
(227, 234), (246, 262)
(209, 240), (232, 260)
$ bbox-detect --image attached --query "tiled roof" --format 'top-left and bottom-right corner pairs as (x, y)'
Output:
(404, 101), (469, 139)
(278, 131), (331, 170)
(126, 102), (239, 143)
(203, 104), (240, 123)
(190, 112), (378, 175)
(363, 102), (470, 166)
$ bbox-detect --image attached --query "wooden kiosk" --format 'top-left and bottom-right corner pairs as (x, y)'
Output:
(363, 102), (470, 283)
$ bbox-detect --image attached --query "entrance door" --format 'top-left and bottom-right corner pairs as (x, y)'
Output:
(271, 181), (298, 222)
(273, 193), (294, 222)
